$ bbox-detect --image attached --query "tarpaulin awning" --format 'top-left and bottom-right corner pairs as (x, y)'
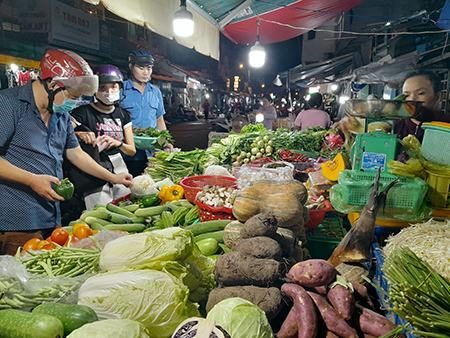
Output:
(285, 53), (354, 86)
(437, 0), (450, 29)
(82, 0), (220, 60)
(214, 0), (363, 44)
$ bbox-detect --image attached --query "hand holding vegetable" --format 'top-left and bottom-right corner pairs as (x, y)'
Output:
(29, 174), (65, 201)
(110, 172), (133, 187)
(52, 178), (74, 200)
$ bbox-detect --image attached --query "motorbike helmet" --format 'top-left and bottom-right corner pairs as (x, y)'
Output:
(128, 50), (155, 66)
(94, 64), (124, 86)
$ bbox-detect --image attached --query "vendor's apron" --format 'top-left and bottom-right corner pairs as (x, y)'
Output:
(84, 153), (130, 210)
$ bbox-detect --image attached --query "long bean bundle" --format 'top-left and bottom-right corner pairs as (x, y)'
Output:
(383, 247), (450, 337)
(21, 246), (100, 277)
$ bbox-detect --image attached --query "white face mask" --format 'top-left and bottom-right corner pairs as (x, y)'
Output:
(96, 91), (120, 106)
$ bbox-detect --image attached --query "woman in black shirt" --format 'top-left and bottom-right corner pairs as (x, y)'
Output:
(70, 65), (136, 209)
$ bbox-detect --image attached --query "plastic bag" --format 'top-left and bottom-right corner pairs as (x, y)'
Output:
(130, 174), (158, 197)
(204, 165), (233, 177)
(234, 162), (294, 189)
(0, 256), (86, 310)
(71, 230), (128, 250)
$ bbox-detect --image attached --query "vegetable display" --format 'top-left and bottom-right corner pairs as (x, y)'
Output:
(67, 319), (150, 338)
(0, 309), (64, 338)
(134, 127), (174, 149)
(196, 185), (235, 208)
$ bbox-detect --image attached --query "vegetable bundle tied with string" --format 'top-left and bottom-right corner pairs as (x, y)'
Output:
(383, 247), (450, 337)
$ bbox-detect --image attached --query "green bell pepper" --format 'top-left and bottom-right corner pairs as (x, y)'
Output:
(140, 194), (161, 207)
(53, 178), (74, 200)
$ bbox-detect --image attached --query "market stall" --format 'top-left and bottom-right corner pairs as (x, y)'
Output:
(0, 107), (449, 338)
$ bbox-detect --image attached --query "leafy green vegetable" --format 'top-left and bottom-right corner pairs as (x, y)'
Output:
(78, 270), (199, 338)
(99, 228), (194, 271)
(241, 123), (266, 134)
(206, 298), (273, 338)
(67, 319), (149, 338)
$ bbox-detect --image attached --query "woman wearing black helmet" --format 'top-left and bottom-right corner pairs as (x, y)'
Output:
(67, 64), (136, 211)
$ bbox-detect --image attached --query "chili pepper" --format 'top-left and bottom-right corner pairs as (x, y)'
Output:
(140, 194), (161, 207)
(52, 178), (74, 200)
(158, 184), (184, 203)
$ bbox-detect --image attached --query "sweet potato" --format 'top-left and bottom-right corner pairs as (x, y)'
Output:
(359, 307), (397, 337)
(240, 213), (278, 239)
(307, 292), (358, 338)
(206, 286), (283, 319)
(327, 284), (355, 320)
(351, 282), (375, 309)
(314, 286), (327, 295)
(281, 283), (317, 338)
(325, 332), (339, 338)
(277, 308), (297, 338)
(287, 259), (337, 287)
(363, 335), (377, 338)
(235, 236), (282, 259)
(215, 252), (281, 286)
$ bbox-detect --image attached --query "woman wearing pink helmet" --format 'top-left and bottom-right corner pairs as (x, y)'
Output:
(0, 49), (132, 255)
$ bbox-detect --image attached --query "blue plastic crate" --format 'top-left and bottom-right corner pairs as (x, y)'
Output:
(372, 243), (417, 338)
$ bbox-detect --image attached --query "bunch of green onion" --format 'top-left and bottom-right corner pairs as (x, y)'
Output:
(383, 247), (450, 337)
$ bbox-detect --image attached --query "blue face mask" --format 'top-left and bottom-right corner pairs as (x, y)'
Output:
(53, 97), (86, 114)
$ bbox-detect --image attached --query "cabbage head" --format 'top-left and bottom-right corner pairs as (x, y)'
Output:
(67, 319), (149, 338)
(99, 227), (193, 271)
(78, 269), (199, 338)
(206, 298), (273, 338)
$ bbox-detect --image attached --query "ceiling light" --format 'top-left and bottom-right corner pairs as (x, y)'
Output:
(173, 0), (194, 37)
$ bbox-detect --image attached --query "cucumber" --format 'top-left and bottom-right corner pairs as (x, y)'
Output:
(219, 243), (232, 253)
(0, 309), (64, 338)
(80, 209), (111, 221)
(194, 230), (224, 243)
(106, 203), (136, 218)
(131, 216), (145, 223)
(103, 223), (146, 232)
(109, 212), (133, 224)
(84, 216), (109, 227)
(32, 303), (98, 336)
(90, 222), (105, 231)
(123, 204), (140, 213)
(185, 220), (230, 236)
(196, 238), (219, 256)
(134, 205), (168, 218)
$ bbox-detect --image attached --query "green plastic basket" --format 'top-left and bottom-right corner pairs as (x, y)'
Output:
(306, 215), (346, 259)
(134, 136), (158, 151)
(330, 170), (428, 213)
(421, 124), (450, 166)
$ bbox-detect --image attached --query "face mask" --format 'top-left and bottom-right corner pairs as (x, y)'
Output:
(53, 97), (85, 114)
(96, 91), (121, 106)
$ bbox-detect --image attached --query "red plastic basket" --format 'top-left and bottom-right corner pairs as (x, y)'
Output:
(305, 200), (333, 229)
(180, 175), (237, 203)
(195, 199), (235, 222)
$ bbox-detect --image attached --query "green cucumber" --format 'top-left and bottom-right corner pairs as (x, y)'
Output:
(80, 209), (111, 221)
(84, 216), (110, 227)
(0, 309), (64, 338)
(131, 216), (146, 223)
(185, 220), (231, 236)
(32, 303), (98, 336)
(196, 238), (219, 256)
(106, 203), (136, 218)
(109, 212), (133, 224)
(123, 203), (140, 213)
(219, 243), (232, 253)
(194, 230), (224, 243)
(103, 223), (146, 232)
(134, 205), (168, 217)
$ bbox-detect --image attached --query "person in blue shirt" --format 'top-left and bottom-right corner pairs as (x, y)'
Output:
(0, 49), (132, 255)
(120, 50), (171, 176)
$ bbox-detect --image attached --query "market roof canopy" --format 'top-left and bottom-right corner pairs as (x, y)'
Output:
(82, 0), (220, 60)
(192, 0), (363, 44)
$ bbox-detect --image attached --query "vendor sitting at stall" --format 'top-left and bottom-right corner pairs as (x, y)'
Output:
(67, 65), (136, 211)
(394, 70), (450, 141)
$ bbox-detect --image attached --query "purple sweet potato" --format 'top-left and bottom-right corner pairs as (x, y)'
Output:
(207, 286), (283, 319)
(281, 283), (317, 338)
(325, 332), (339, 338)
(287, 259), (337, 287)
(352, 281), (375, 309)
(327, 284), (355, 320)
(307, 292), (358, 338)
(314, 285), (327, 295)
(276, 308), (297, 338)
(364, 335), (377, 338)
(215, 252), (281, 286)
(359, 307), (398, 337)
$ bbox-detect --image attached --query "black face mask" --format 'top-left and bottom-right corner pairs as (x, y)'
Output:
(413, 105), (436, 122)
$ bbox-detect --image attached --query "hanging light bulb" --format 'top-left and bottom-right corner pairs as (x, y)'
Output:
(173, 0), (194, 37)
(249, 18), (266, 68)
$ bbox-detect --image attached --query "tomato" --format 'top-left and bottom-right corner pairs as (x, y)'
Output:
(23, 238), (42, 252)
(37, 240), (56, 250)
(51, 227), (69, 245)
(73, 226), (92, 239)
